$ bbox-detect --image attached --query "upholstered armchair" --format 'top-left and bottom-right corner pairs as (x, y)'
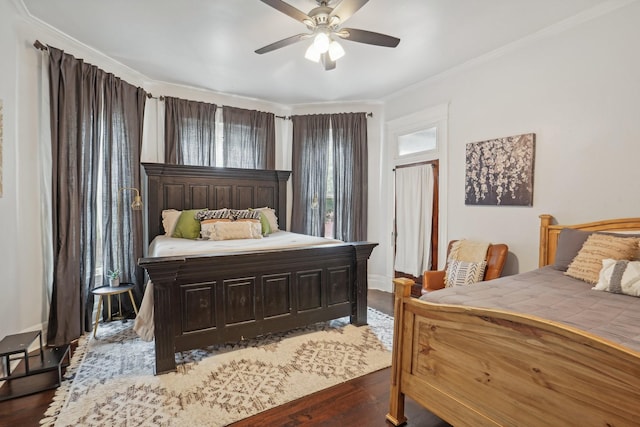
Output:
(422, 240), (508, 294)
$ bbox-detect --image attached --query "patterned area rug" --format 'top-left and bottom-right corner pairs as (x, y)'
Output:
(40, 308), (393, 427)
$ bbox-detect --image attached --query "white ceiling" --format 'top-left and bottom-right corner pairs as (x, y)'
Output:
(21, 0), (613, 105)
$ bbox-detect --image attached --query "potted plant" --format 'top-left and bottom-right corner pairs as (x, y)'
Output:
(108, 268), (121, 287)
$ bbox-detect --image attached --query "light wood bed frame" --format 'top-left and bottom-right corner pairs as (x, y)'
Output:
(138, 163), (376, 375)
(387, 214), (640, 426)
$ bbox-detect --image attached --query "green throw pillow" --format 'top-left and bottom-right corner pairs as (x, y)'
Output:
(172, 209), (204, 239)
(259, 212), (271, 236)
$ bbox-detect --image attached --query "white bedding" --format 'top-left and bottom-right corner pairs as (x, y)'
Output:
(134, 231), (341, 341)
(148, 230), (341, 257)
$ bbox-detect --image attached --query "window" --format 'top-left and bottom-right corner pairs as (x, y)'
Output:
(215, 115), (224, 166)
(164, 98), (275, 169)
(397, 127), (437, 157)
(291, 112), (367, 242)
(325, 135), (335, 238)
(221, 106), (275, 169)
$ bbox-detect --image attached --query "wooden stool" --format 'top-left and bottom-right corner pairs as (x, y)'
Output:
(91, 283), (138, 338)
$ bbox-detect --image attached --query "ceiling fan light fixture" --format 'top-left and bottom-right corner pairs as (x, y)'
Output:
(305, 44), (321, 62)
(255, 0), (401, 70)
(328, 40), (345, 61)
(313, 31), (330, 53)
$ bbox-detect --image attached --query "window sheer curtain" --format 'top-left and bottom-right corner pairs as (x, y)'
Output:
(222, 106), (275, 169)
(101, 75), (147, 320)
(331, 113), (368, 241)
(47, 46), (146, 346)
(291, 115), (331, 236)
(291, 113), (368, 241)
(164, 96), (217, 166)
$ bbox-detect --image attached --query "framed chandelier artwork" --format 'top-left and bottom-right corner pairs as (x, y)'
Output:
(465, 133), (536, 206)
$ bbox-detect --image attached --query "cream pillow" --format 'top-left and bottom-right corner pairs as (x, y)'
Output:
(200, 218), (231, 240)
(211, 221), (262, 241)
(247, 220), (263, 239)
(605, 231), (640, 260)
(565, 234), (640, 284)
(593, 259), (640, 297)
(230, 219), (262, 240)
(161, 209), (182, 236)
(254, 207), (279, 231)
(444, 260), (487, 287)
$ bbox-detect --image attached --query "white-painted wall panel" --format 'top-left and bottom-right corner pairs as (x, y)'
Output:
(383, 1), (640, 284)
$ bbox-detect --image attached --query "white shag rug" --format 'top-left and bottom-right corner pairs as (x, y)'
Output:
(41, 308), (393, 427)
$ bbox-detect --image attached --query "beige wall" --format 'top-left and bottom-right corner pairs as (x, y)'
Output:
(0, 0), (23, 340)
(381, 0), (640, 289)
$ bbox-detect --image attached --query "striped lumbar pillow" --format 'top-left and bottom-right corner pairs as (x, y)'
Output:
(593, 259), (640, 297)
(445, 260), (487, 287)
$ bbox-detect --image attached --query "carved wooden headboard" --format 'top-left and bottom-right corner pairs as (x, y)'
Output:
(141, 163), (291, 245)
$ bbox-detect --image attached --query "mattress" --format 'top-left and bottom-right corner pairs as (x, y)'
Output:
(420, 266), (640, 352)
(148, 230), (342, 257)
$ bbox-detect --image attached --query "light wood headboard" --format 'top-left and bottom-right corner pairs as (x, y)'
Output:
(539, 214), (640, 267)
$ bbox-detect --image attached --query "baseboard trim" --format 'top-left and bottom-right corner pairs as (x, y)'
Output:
(368, 274), (392, 293)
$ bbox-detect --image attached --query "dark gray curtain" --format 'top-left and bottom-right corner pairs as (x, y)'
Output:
(331, 113), (368, 241)
(222, 106), (275, 169)
(47, 46), (146, 346)
(102, 75), (147, 319)
(47, 47), (99, 345)
(164, 96), (217, 166)
(291, 113), (368, 241)
(291, 114), (331, 236)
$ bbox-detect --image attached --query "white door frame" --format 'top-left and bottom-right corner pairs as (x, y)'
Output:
(386, 104), (449, 286)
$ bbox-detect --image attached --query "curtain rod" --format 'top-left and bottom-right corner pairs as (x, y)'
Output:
(286, 112), (374, 119)
(148, 95), (291, 119)
(34, 40), (157, 99)
(393, 159), (439, 171)
(34, 40), (48, 51)
(150, 97), (374, 120)
(33, 41), (373, 120)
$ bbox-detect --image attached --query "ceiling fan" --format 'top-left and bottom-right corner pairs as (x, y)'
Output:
(255, 0), (400, 70)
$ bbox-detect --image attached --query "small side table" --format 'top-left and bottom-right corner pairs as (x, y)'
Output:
(91, 284), (139, 338)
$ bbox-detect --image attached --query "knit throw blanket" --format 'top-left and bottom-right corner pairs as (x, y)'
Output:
(448, 240), (490, 263)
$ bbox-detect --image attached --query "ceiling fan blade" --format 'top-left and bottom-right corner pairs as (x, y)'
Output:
(337, 28), (400, 48)
(321, 52), (336, 71)
(255, 33), (309, 54)
(260, 0), (311, 24)
(330, 0), (369, 24)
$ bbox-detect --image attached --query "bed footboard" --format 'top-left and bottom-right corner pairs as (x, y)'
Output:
(140, 242), (376, 374)
(387, 278), (640, 426)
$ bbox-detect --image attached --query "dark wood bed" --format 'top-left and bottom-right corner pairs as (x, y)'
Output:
(137, 163), (376, 374)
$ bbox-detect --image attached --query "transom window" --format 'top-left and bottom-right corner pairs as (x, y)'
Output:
(397, 127), (437, 157)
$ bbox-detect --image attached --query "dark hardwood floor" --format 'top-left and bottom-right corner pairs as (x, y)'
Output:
(0, 347), (73, 427)
(0, 290), (449, 427)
